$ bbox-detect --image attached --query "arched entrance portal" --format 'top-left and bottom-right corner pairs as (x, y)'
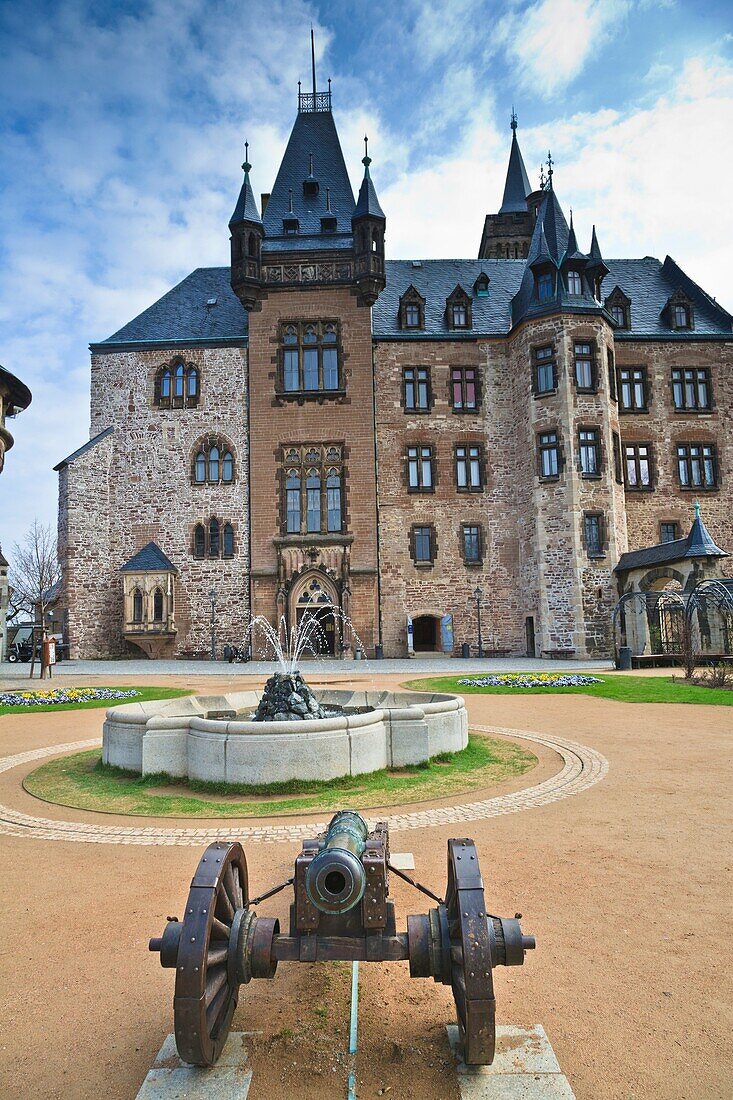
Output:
(412, 614), (439, 653)
(289, 572), (341, 659)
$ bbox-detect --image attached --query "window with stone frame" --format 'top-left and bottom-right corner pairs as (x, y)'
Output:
(399, 286), (426, 330)
(403, 366), (431, 412)
(624, 442), (653, 490)
(155, 359), (200, 408)
(618, 367), (648, 412)
(450, 366), (479, 412)
(578, 427), (601, 477)
(604, 287), (631, 330)
(455, 443), (483, 491)
(533, 344), (556, 395)
(406, 445), (434, 492)
(461, 523), (483, 564)
(607, 348), (617, 401)
(192, 519), (235, 559)
(668, 291), (694, 331)
(538, 430), (561, 480)
(676, 442), (717, 490)
(612, 431), (623, 485)
(583, 512), (605, 557)
(445, 285), (472, 330)
(660, 521), (679, 544)
(278, 321), (341, 395)
(132, 589), (143, 622)
(153, 588), (164, 621)
(192, 435), (235, 485)
(410, 524), (435, 564)
(282, 444), (344, 535)
(671, 368), (711, 412)
(574, 342), (596, 392)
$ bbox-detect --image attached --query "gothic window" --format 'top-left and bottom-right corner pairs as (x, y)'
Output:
(538, 431), (560, 479)
(193, 519), (235, 558)
(153, 588), (164, 621)
(411, 525), (435, 564)
(155, 360), (201, 408)
(455, 444), (483, 491)
(446, 285), (472, 330)
(278, 321), (342, 395)
(281, 444), (344, 535)
(192, 436), (235, 484)
(533, 345), (556, 395)
(537, 272), (553, 302)
(660, 522), (679, 544)
(461, 524), (483, 564)
(578, 428), (601, 476)
(194, 524), (206, 558)
(618, 367), (648, 412)
(399, 286), (426, 330)
(132, 589), (143, 623)
(583, 513), (605, 557)
(209, 517), (220, 557)
(574, 342), (596, 391)
(450, 367), (478, 412)
(407, 445), (434, 491)
(677, 443), (717, 489)
(672, 368), (710, 411)
(567, 270), (582, 296)
(624, 443), (653, 490)
(403, 367), (430, 411)
(223, 523), (234, 558)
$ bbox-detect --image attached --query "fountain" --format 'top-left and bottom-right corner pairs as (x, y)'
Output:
(102, 608), (468, 786)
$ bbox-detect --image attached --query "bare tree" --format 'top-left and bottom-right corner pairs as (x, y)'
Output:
(9, 520), (61, 678)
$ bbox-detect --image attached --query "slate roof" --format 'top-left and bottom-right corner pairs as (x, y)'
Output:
(93, 269), (248, 348)
(498, 130), (532, 215)
(615, 512), (727, 573)
(604, 257), (732, 338)
(53, 426), (114, 471)
(353, 161), (385, 220)
(262, 108), (355, 252)
(0, 364), (32, 412)
(120, 541), (177, 573)
(229, 165), (262, 227)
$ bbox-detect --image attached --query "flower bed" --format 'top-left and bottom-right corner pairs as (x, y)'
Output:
(457, 674), (603, 689)
(0, 688), (143, 708)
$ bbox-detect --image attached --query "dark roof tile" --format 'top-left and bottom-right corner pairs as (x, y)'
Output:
(120, 541), (177, 573)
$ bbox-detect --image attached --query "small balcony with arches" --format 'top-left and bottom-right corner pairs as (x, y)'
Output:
(120, 542), (177, 658)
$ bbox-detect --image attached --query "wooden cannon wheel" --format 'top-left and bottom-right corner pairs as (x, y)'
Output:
(445, 838), (496, 1065)
(173, 840), (248, 1066)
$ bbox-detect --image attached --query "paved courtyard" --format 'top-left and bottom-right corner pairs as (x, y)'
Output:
(0, 670), (730, 1099)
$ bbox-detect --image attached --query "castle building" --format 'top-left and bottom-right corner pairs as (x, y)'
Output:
(56, 81), (733, 660)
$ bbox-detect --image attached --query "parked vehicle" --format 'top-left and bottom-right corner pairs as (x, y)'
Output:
(7, 640), (34, 663)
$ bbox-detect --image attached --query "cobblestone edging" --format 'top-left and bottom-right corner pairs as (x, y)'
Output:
(0, 726), (608, 845)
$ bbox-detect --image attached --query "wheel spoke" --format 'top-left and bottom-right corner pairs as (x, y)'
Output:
(207, 945), (228, 967)
(205, 964), (228, 1007)
(216, 882), (235, 923)
(211, 915), (231, 940)
(206, 977), (230, 1032)
(222, 864), (239, 911)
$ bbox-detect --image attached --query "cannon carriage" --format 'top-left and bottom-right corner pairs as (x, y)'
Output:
(150, 810), (535, 1067)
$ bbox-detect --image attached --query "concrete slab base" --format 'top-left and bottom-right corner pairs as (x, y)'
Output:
(447, 1024), (575, 1099)
(390, 851), (415, 869)
(136, 1034), (252, 1099)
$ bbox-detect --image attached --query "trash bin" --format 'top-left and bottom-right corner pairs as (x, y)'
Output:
(618, 646), (632, 671)
(461, 642), (471, 659)
(375, 644), (384, 660)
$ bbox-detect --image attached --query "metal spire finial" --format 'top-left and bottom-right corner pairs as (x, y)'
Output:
(310, 26), (317, 98)
(540, 163), (546, 190)
(694, 498), (701, 519)
(362, 134), (371, 169)
(242, 140), (251, 174)
(546, 150), (554, 189)
(510, 106), (517, 131)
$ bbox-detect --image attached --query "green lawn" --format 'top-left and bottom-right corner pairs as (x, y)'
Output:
(0, 686), (190, 716)
(22, 733), (536, 818)
(403, 673), (733, 705)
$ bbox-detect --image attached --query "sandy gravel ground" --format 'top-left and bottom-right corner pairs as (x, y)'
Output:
(0, 671), (731, 1100)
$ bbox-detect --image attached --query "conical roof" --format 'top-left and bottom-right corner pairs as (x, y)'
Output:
(229, 158), (262, 228)
(564, 212), (585, 261)
(498, 128), (532, 214)
(687, 502), (727, 557)
(353, 153), (385, 220)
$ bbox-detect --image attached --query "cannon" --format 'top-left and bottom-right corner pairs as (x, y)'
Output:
(149, 810), (535, 1067)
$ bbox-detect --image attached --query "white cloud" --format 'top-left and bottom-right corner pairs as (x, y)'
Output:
(496, 0), (632, 94)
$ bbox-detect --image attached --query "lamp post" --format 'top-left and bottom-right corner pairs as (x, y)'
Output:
(209, 589), (217, 661)
(473, 586), (483, 659)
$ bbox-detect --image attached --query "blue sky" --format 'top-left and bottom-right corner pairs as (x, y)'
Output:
(1, 0), (732, 558)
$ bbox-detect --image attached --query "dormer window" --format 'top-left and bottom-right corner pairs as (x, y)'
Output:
(567, 270), (582, 296)
(667, 290), (694, 331)
(604, 286), (631, 329)
(303, 178), (319, 199)
(399, 286), (426, 330)
(610, 305), (625, 326)
(452, 304), (467, 327)
(537, 273), (553, 302)
(675, 303), (690, 329)
(320, 216), (337, 234)
(474, 274), (490, 298)
(446, 285), (472, 330)
(283, 217), (299, 235)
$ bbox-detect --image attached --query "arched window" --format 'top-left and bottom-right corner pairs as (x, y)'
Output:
(371, 228), (380, 252)
(223, 523), (234, 558)
(326, 469), (341, 532)
(194, 524), (206, 558)
(209, 517), (220, 558)
(156, 360), (200, 407)
(153, 588), (164, 621)
(160, 368), (171, 399)
(303, 325), (318, 390)
(221, 451), (234, 483)
(209, 447), (220, 482)
(174, 363), (185, 398)
(195, 451), (206, 483)
(187, 367), (198, 398)
(286, 470), (301, 533)
(132, 589), (143, 623)
(306, 469), (321, 533)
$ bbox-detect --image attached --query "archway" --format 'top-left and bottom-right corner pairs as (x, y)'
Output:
(288, 571), (341, 659)
(412, 614), (439, 652)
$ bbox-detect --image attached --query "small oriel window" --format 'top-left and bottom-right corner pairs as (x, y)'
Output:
(153, 588), (164, 621)
(132, 589), (143, 623)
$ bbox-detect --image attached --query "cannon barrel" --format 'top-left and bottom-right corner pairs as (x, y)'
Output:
(305, 810), (369, 914)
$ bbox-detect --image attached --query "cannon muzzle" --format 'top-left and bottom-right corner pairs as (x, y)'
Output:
(305, 810), (368, 914)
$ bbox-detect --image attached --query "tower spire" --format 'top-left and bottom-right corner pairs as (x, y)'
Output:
(311, 26), (317, 98)
(498, 112), (532, 215)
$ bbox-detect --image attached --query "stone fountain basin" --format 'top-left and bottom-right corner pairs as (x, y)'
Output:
(102, 689), (468, 785)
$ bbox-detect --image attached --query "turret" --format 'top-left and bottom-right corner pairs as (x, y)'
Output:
(229, 144), (264, 312)
(352, 136), (386, 306)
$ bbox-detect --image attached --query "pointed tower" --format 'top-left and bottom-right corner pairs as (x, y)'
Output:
(478, 112), (544, 260)
(229, 145), (264, 312)
(352, 136), (386, 306)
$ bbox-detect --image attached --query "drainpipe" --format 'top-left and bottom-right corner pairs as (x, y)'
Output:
(371, 338), (384, 653)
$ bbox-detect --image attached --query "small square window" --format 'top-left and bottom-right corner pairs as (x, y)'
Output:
(660, 522), (679, 544)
